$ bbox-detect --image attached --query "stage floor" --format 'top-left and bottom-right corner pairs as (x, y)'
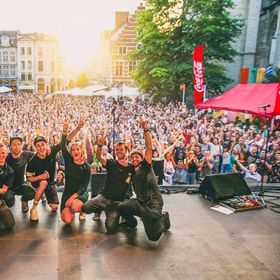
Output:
(0, 193), (279, 280)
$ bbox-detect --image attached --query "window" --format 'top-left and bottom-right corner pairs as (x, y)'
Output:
(28, 73), (32, 81)
(10, 66), (15, 75)
(27, 61), (32, 70)
(28, 47), (32, 55)
(20, 47), (25, 56)
(4, 66), (9, 75)
(119, 46), (127, 55)
(10, 52), (15, 62)
(58, 61), (62, 72)
(129, 61), (137, 73)
(3, 52), (8, 61)
(0, 66), (2, 75)
(21, 73), (26, 81)
(115, 61), (123, 76)
(0, 52), (2, 61)
(38, 47), (43, 56)
(38, 61), (44, 72)
(20, 61), (25, 70)
(37, 78), (45, 91)
(51, 61), (55, 72)
(1, 35), (9, 47)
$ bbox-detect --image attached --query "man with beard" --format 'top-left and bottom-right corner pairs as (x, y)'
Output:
(118, 119), (170, 241)
(0, 144), (15, 229)
(81, 133), (134, 234)
(7, 137), (35, 212)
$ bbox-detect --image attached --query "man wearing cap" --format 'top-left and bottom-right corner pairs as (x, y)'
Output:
(26, 136), (61, 221)
(0, 143), (16, 229)
(81, 134), (134, 234)
(118, 119), (171, 242)
(7, 137), (35, 212)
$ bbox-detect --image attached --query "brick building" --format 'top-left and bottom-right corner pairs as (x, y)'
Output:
(90, 3), (145, 88)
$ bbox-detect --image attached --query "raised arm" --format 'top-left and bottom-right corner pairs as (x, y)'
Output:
(139, 118), (152, 164)
(96, 132), (107, 166)
(67, 117), (85, 141)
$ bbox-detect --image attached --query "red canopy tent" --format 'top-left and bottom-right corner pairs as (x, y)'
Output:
(196, 83), (280, 119)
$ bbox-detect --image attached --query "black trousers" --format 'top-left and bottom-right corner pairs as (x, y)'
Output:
(81, 194), (120, 234)
(0, 189), (15, 208)
(13, 182), (35, 202)
(118, 198), (164, 241)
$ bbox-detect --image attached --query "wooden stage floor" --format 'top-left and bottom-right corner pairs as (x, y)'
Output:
(0, 193), (279, 280)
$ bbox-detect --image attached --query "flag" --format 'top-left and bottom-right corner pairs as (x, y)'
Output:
(193, 44), (204, 105)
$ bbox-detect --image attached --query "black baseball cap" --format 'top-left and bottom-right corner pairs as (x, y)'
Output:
(34, 136), (47, 146)
(9, 136), (23, 145)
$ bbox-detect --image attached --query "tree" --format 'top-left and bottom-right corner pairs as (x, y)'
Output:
(76, 72), (89, 88)
(130, 0), (243, 102)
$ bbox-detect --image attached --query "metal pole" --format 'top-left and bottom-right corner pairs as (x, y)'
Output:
(182, 86), (185, 104)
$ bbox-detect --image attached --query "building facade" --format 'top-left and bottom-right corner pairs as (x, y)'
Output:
(224, 0), (280, 88)
(90, 3), (145, 88)
(17, 32), (65, 94)
(0, 31), (18, 92)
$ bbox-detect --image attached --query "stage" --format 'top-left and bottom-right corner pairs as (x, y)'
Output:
(0, 193), (279, 280)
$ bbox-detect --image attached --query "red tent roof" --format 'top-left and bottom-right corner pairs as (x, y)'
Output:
(196, 83), (280, 119)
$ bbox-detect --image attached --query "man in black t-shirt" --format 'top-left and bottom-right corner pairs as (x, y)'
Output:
(7, 137), (35, 212)
(82, 134), (134, 234)
(0, 144), (16, 229)
(26, 136), (61, 222)
(118, 119), (170, 241)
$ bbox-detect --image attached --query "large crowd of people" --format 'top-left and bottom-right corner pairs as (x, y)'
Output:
(0, 92), (279, 236)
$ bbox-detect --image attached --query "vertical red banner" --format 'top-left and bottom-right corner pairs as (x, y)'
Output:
(275, 78), (280, 116)
(193, 44), (205, 105)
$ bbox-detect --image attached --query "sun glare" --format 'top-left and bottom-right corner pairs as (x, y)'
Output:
(1, 0), (141, 69)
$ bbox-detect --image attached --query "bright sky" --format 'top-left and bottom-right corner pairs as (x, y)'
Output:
(1, 0), (141, 69)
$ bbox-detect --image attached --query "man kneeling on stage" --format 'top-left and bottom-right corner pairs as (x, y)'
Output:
(0, 144), (15, 229)
(118, 119), (170, 241)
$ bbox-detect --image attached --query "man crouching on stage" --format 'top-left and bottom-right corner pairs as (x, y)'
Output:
(0, 144), (15, 229)
(118, 119), (171, 241)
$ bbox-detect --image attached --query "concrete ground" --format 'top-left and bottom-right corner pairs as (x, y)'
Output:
(0, 193), (279, 280)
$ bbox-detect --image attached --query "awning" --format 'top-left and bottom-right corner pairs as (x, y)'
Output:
(196, 83), (280, 119)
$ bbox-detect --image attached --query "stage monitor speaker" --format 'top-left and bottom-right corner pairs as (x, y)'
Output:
(198, 173), (251, 201)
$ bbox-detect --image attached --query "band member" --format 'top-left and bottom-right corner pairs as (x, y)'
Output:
(81, 132), (134, 234)
(60, 118), (91, 225)
(118, 119), (170, 241)
(26, 136), (61, 222)
(0, 144), (15, 229)
(7, 137), (35, 212)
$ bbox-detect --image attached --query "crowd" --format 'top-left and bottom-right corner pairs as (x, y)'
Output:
(1, 92), (280, 187)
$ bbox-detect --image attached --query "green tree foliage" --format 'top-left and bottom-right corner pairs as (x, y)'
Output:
(130, 0), (243, 102)
(75, 72), (89, 88)
(68, 79), (75, 89)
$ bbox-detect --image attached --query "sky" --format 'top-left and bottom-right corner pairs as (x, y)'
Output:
(1, 0), (142, 68)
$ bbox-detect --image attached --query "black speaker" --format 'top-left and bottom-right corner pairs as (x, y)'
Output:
(198, 173), (251, 201)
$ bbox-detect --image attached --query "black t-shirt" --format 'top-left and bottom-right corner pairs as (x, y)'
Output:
(7, 151), (33, 188)
(132, 159), (163, 210)
(101, 159), (134, 201)
(188, 159), (198, 173)
(61, 135), (91, 198)
(0, 163), (14, 189)
(26, 144), (61, 187)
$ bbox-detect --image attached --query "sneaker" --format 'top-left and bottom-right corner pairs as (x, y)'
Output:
(79, 212), (86, 222)
(121, 216), (137, 229)
(30, 207), (39, 222)
(41, 193), (47, 203)
(92, 213), (101, 221)
(0, 200), (15, 229)
(162, 212), (170, 231)
(21, 200), (29, 213)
